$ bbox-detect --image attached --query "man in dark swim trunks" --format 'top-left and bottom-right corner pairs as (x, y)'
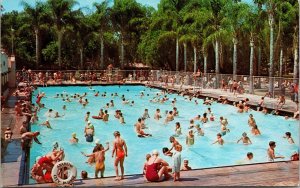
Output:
(112, 131), (127, 180)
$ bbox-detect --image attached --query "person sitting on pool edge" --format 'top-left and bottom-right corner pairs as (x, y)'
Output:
(145, 150), (171, 182)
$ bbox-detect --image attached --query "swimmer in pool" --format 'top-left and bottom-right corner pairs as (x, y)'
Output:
(195, 124), (204, 136)
(267, 141), (284, 162)
(237, 132), (252, 145)
(174, 122), (182, 136)
(188, 119), (195, 129)
(186, 130), (195, 146)
(154, 109), (162, 120)
(248, 114), (256, 127)
(164, 111), (174, 124)
(142, 109), (150, 119)
(212, 133), (224, 145)
(283, 132), (295, 144)
(119, 113), (125, 124)
(103, 110), (109, 122)
(135, 118), (151, 137)
(69, 133), (79, 143)
(194, 115), (201, 121)
(85, 111), (90, 122)
(201, 113), (208, 123)
(40, 120), (52, 129)
(112, 131), (127, 180)
(251, 124), (261, 135)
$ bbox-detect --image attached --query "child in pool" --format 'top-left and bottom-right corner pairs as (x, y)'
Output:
(174, 122), (182, 136)
(186, 130), (195, 146)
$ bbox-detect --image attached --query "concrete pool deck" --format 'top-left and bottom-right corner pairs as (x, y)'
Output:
(20, 161), (299, 187)
(1, 83), (299, 187)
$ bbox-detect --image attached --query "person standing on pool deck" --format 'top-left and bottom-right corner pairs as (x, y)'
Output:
(267, 141), (285, 162)
(112, 131), (127, 180)
(172, 145), (182, 181)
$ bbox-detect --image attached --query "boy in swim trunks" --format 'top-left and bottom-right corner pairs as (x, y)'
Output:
(212, 133), (224, 145)
(112, 131), (127, 180)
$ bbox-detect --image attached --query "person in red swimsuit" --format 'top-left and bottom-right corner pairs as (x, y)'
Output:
(36, 92), (45, 107)
(145, 150), (171, 182)
(112, 131), (127, 180)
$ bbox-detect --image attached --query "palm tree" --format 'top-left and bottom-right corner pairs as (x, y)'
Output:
(21, 1), (48, 69)
(47, 0), (77, 68)
(243, 6), (259, 94)
(265, 0), (278, 97)
(110, 0), (145, 68)
(203, 0), (230, 88)
(226, 1), (249, 79)
(94, 1), (109, 69)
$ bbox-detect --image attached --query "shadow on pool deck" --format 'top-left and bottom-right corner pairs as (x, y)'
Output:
(19, 161), (299, 187)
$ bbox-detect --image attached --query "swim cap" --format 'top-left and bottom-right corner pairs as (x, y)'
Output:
(152, 150), (159, 155)
(72, 133), (76, 137)
(95, 139), (100, 145)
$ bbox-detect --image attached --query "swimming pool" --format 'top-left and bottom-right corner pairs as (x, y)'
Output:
(29, 85), (299, 183)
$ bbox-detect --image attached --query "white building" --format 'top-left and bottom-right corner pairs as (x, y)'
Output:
(1, 50), (9, 90)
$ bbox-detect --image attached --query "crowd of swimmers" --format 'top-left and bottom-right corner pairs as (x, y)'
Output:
(3, 75), (298, 184)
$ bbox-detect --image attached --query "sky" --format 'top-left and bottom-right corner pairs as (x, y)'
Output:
(1, 0), (253, 13)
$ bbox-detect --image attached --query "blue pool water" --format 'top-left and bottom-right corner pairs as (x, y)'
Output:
(29, 85), (299, 183)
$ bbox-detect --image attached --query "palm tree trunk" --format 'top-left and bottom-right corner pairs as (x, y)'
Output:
(100, 35), (104, 69)
(121, 35), (124, 69)
(184, 43), (187, 72)
(257, 44), (262, 89)
(215, 40), (219, 89)
(268, 16), (274, 97)
(249, 39), (254, 94)
(176, 37), (179, 71)
(279, 48), (283, 77)
(57, 30), (63, 68)
(233, 37), (238, 80)
(293, 45), (298, 80)
(80, 48), (83, 69)
(204, 55), (207, 75)
(258, 45), (261, 76)
(193, 46), (197, 73)
(35, 29), (40, 69)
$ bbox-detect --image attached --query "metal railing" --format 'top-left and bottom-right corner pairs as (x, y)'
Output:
(16, 69), (299, 99)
